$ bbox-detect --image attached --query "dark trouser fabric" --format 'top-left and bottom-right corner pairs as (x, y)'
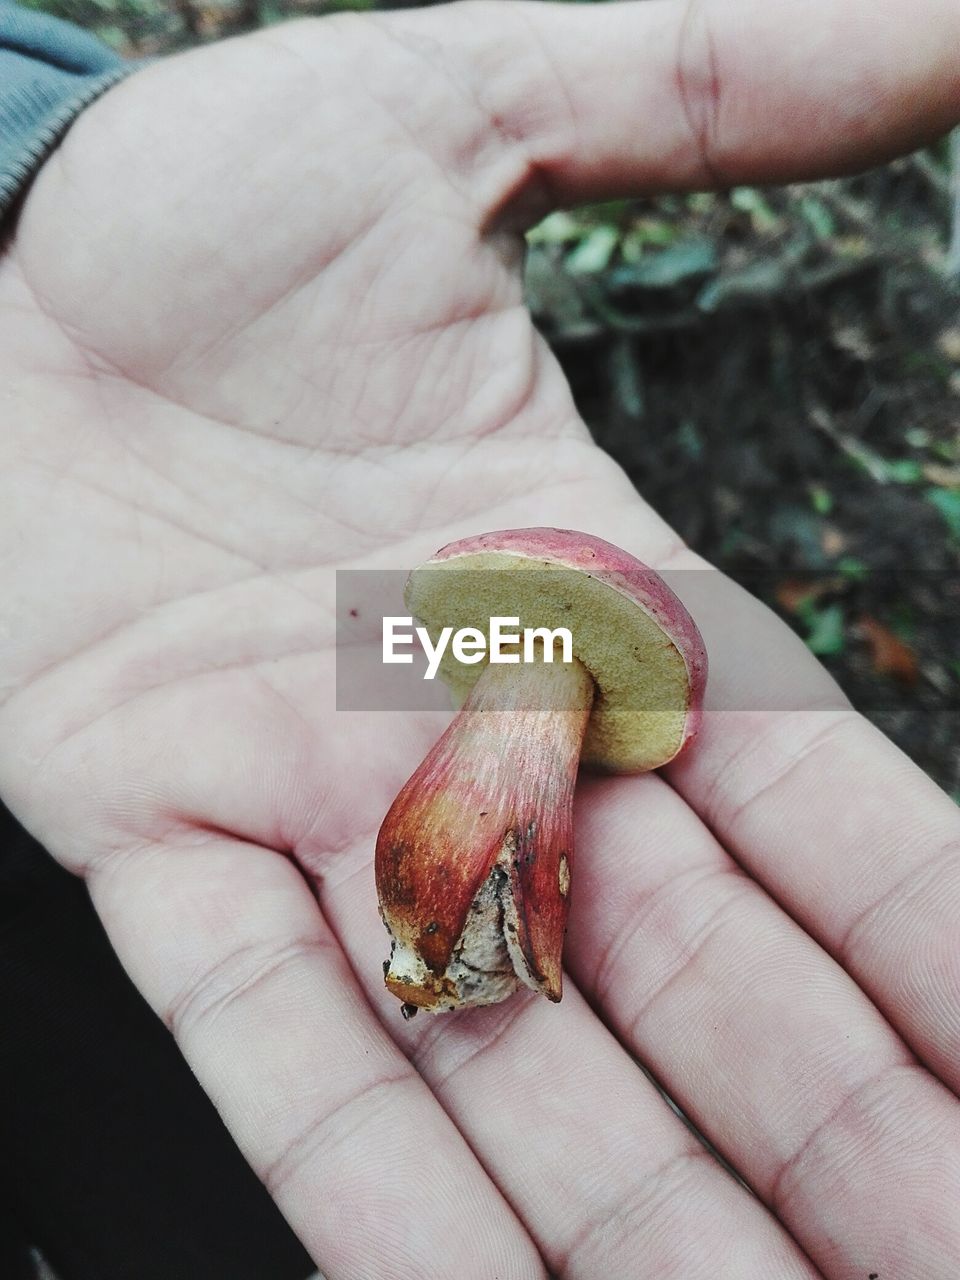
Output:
(0, 803), (314, 1280)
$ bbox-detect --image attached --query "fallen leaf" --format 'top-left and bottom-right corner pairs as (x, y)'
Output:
(776, 579), (813, 613)
(809, 483), (833, 515)
(565, 225), (619, 274)
(858, 616), (919, 684)
(926, 487), (960, 540)
(831, 437), (922, 484)
(523, 249), (592, 334)
(923, 463), (960, 489)
(834, 235), (870, 258)
(697, 258), (789, 312)
(831, 324), (874, 361)
(610, 239), (716, 289)
(932, 435), (960, 462)
(803, 602), (846, 656)
(836, 556), (869, 581)
(620, 218), (680, 260)
(729, 186), (781, 233)
(937, 327), (960, 363)
(821, 526), (847, 556)
(608, 338), (645, 419)
(526, 211), (583, 246)
(798, 195), (835, 240)
(775, 577), (837, 614)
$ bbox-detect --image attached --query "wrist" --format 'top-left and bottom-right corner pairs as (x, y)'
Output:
(0, 2), (139, 233)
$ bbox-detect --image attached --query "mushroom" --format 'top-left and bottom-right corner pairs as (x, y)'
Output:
(375, 527), (706, 1017)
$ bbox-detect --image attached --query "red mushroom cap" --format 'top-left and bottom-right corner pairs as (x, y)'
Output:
(407, 527), (707, 773)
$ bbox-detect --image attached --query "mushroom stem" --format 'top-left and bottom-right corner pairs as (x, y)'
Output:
(376, 650), (595, 1013)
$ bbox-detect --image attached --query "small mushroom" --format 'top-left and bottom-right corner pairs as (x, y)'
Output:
(375, 527), (706, 1015)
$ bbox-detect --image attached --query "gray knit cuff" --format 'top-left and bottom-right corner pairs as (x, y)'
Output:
(0, 3), (137, 222)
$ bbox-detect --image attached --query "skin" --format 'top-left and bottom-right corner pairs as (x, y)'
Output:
(1, 1), (959, 1276)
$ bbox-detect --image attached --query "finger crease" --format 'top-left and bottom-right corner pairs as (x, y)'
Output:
(554, 1146), (716, 1278)
(164, 934), (332, 1039)
(591, 862), (747, 1009)
(262, 1071), (414, 1199)
(709, 711), (855, 835)
(413, 991), (540, 1091)
(767, 1059), (921, 1214)
(622, 883), (753, 1042)
(837, 840), (960, 970)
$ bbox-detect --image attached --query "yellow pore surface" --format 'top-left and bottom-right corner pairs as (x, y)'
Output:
(405, 552), (692, 774)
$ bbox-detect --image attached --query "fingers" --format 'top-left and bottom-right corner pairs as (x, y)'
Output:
(87, 838), (546, 1280)
(319, 852), (823, 1280)
(566, 770), (960, 1280)
(647, 554), (960, 1100)
(421, 0), (960, 208)
(565, 518), (960, 1112)
(670, 703), (960, 1095)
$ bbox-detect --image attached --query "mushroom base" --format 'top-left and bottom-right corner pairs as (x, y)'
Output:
(384, 852), (533, 1013)
(376, 651), (594, 1014)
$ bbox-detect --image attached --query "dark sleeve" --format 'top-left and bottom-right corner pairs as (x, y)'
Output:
(0, 0), (135, 220)
(0, 803), (316, 1280)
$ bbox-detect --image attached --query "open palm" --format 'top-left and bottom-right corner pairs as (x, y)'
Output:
(2, 2), (960, 1276)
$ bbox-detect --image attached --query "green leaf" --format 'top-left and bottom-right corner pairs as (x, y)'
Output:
(697, 258), (787, 312)
(676, 420), (704, 460)
(526, 211), (584, 246)
(565, 225), (619, 274)
(798, 195), (835, 240)
(884, 459), (924, 484)
(608, 339), (645, 419)
(730, 186), (780, 232)
(902, 349), (952, 378)
(890, 601), (917, 641)
(719, 527), (745, 558)
(809, 483), (833, 515)
(96, 22), (125, 45)
(799, 602), (846, 656)
(839, 439), (923, 484)
(589, 199), (631, 222)
(686, 192), (717, 215)
(926, 487), (960, 540)
(612, 239), (717, 289)
(836, 556), (870, 580)
(620, 219), (679, 261)
(523, 248), (589, 332)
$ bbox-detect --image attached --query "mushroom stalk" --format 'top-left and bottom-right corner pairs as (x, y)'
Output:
(376, 650), (595, 1014)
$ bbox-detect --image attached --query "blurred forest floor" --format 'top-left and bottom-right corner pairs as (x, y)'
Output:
(26, 0), (960, 797)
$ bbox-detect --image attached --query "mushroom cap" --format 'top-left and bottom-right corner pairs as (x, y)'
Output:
(405, 527), (707, 774)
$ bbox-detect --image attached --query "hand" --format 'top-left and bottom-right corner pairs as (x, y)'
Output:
(2, 2), (959, 1276)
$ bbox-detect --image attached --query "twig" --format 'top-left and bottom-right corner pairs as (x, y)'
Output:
(174, 0), (201, 37)
(911, 150), (951, 201)
(809, 405), (891, 483)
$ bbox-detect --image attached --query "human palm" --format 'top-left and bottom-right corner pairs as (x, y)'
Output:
(2, 2), (960, 1276)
